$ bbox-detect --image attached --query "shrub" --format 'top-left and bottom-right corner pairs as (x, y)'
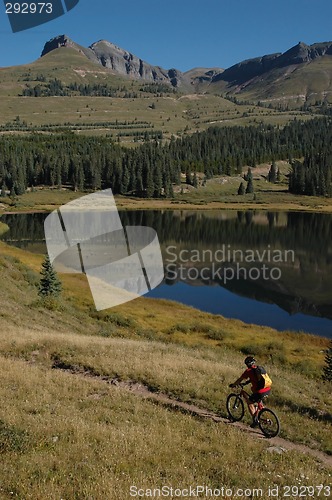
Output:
(103, 313), (136, 329)
(322, 340), (332, 382)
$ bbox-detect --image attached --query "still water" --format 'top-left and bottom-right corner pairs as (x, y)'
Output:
(1, 210), (332, 338)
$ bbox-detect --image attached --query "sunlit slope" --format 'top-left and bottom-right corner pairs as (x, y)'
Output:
(0, 48), (314, 137)
(0, 48), (128, 96)
(209, 55), (332, 107)
(0, 245), (330, 497)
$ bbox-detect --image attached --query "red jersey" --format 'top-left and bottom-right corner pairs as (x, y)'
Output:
(241, 366), (270, 394)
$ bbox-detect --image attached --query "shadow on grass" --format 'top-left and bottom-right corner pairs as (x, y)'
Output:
(278, 398), (332, 423)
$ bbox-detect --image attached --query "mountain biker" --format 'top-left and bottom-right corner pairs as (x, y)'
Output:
(229, 356), (271, 428)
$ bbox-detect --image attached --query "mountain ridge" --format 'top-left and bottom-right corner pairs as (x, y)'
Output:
(40, 35), (332, 104)
(41, 34), (190, 89)
(212, 41), (332, 86)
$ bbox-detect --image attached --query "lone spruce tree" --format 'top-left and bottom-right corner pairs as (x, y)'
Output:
(322, 340), (332, 382)
(246, 177), (254, 194)
(268, 162), (277, 183)
(238, 182), (245, 195)
(38, 255), (62, 298)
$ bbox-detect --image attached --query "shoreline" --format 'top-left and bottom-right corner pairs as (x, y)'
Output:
(116, 199), (332, 213)
(1, 198), (332, 214)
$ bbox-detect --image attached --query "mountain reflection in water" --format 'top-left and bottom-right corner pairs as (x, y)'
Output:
(1, 209), (332, 338)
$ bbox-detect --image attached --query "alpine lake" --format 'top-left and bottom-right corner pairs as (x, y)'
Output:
(1, 209), (332, 339)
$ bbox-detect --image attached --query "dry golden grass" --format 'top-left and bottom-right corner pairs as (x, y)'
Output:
(2, 324), (330, 453)
(0, 339), (330, 499)
(0, 245), (330, 497)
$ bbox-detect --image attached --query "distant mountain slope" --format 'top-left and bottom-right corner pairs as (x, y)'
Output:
(40, 36), (332, 106)
(0, 45), (133, 98)
(208, 42), (332, 105)
(184, 67), (224, 87)
(41, 34), (190, 89)
(214, 42), (332, 84)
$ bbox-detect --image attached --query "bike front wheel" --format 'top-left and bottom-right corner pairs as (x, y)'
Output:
(258, 408), (280, 438)
(226, 393), (245, 421)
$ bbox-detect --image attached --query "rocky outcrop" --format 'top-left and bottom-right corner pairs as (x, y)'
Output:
(277, 41), (332, 66)
(185, 67), (224, 87)
(213, 53), (281, 85)
(41, 35), (189, 88)
(40, 36), (332, 93)
(212, 41), (332, 86)
(41, 34), (99, 64)
(90, 40), (162, 79)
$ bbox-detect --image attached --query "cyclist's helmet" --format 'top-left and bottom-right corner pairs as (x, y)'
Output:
(244, 356), (256, 367)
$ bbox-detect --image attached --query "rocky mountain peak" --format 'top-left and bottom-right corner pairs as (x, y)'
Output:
(270, 40), (332, 69)
(40, 36), (332, 95)
(41, 35), (189, 88)
(41, 34), (75, 55)
(211, 40), (332, 87)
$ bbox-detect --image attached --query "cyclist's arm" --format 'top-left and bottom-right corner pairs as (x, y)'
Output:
(230, 375), (250, 386)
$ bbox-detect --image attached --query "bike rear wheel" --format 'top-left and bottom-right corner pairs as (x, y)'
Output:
(226, 394), (245, 421)
(258, 408), (280, 438)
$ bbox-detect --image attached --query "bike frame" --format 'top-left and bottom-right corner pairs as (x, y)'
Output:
(239, 388), (265, 415)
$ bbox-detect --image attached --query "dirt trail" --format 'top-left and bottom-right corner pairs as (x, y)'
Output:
(52, 360), (332, 469)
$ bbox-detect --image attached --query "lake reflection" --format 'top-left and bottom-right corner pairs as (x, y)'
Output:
(1, 210), (332, 338)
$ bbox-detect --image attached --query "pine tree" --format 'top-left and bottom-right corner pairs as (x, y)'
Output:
(244, 167), (253, 182)
(38, 255), (62, 298)
(276, 168), (281, 182)
(246, 177), (254, 194)
(145, 166), (154, 198)
(322, 340), (332, 382)
(238, 182), (245, 195)
(268, 162), (277, 183)
(185, 170), (192, 185)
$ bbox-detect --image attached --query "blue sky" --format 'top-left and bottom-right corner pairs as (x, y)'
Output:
(0, 0), (331, 70)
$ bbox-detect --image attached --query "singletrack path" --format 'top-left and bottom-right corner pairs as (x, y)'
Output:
(52, 360), (332, 469)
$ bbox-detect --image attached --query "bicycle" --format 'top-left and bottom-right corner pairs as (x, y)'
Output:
(226, 382), (280, 438)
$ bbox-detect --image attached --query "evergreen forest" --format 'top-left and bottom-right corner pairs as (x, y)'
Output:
(0, 117), (331, 198)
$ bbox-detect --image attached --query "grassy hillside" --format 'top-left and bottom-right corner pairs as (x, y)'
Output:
(0, 48), (318, 141)
(209, 56), (332, 109)
(0, 241), (330, 497)
(0, 48), (129, 96)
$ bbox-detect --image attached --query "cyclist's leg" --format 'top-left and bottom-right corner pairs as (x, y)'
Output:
(250, 390), (271, 426)
(248, 392), (263, 426)
(242, 391), (257, 418)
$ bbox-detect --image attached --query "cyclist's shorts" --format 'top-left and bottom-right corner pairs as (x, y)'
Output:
(249, 390), (271, 403)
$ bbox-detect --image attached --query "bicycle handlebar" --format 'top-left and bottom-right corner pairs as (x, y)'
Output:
(229, 381), (251, 388)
